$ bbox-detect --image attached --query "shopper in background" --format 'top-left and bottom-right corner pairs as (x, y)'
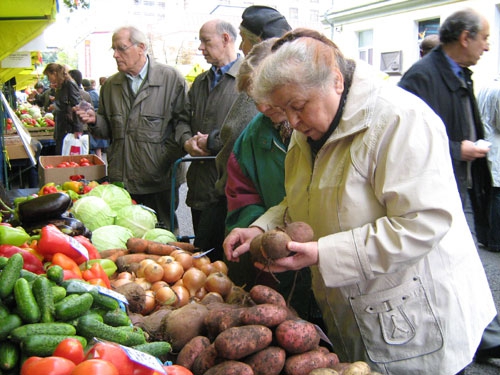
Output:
(83, 78), (109, 158)
(223, 28), (496, 374)
(419, 34), (440, 58)
(175, 19), (242, 260)
(77, 25), (189, 231)
(27, 82), (46, 107)
(43, 63), (84, 155)
(478, 79), (500, 252)
(68, 69), (92, 105)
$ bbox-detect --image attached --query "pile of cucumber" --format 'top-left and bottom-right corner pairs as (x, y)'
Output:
(0, 253), (171, 373)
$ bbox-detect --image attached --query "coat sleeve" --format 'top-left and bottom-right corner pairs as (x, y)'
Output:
(225, 151), (266, 231)
(67, 81), (84, 133)
(399, 69), (462, 162)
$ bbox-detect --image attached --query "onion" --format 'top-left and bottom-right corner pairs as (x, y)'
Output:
(155, 286), (177, 306)
(111, 277), (132, 289)
(141, 290), (156, 315)
(182, 267), (207, 297)
(211, 260), (228, 275)
(172, 250), (193, 271)
(204, 272), (233, 298)
(161, 259), (184, 284)
(171, 285), (190, 307)
(117, 271), (134, 280)
(193, 287), (207, 301)
(150, 280), (168, 292)
(192, 252), (211, 270)
(144, 262), (164, 283)
(157, 255), (175, 266)
(137, 259), (157, 278)
(134, 277), (152, 291)
(199, 263), (214, 276)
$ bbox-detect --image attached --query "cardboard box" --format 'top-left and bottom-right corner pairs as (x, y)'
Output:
(38, 155), (107, 187)
(4, 135), (32, 160)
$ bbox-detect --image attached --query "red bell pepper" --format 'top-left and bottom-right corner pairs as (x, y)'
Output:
(73, 236), (100, 260)
(52, 252), (82, 280)
(37, 224), (89, 263)
(82, 262), (110, 288)
(0, 245), (44, 274)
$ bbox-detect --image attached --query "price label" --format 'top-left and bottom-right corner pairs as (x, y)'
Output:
(121, 346), (166, 373)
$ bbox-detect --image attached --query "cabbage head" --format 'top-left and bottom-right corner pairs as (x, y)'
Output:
(142, 228), (177, 244)
(115, 204), (158, 238)
(86, 184), (132, 212)
(91, 225), (134, 252)
(71, 196), (116, 231)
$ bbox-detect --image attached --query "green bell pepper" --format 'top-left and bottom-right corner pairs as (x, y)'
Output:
(0, 225), (30, 246)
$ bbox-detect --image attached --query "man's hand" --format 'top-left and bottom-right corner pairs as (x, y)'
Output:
(184, 133), (210, 156)
(75, 106), (96, 124)
(461, 140), (489, 161)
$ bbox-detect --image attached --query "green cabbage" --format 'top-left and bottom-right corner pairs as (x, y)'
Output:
(115, 204), (158, 238)
(86, 184), (132, 212)
(142, 228), (177, 244)
(91, 225), (134, 252)
(71, 196), (116, 231)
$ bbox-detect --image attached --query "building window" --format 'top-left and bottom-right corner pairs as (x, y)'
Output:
(310, 9), (319, 23)
(418, 18), (440, 41)
(358, 29), (373, 65)
(289, 7), (299, 20)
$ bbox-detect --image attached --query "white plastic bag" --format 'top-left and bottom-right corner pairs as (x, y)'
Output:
(62, 133), (89, 155)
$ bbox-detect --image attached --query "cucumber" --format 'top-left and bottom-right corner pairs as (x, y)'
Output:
(10, 322), (76, 343)
(0, 256), (9, 269)
(0, 341), (19, 371)
(55, 292), (93, 321)
(46, 265), (64, 284)
(32, 276), (55, 323)
(13, 278), (40, 323)
(0, 253), (24, 299)
(19, 269), (38, 282)
(103, 309), (131, 327)
(0, 314), (22, 340)
(22, 335), (87, 357)
(132, 341), (172, 358)
(89, 289), (120, 311)
(52, 285), (67, 302)
(0, 304), (9, 319)
(77, 314), (146, 346)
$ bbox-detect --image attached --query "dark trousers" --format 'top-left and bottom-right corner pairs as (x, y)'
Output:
(488, 187), (500, 251)
(191, 197), (227, 261)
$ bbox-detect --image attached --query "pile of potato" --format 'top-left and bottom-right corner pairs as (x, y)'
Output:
(144, 284), (378, 375)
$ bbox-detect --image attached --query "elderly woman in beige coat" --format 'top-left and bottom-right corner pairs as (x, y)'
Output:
(223, 29), (496, 374)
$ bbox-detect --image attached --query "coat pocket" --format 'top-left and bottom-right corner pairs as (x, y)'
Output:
(349, 276), (443, 363)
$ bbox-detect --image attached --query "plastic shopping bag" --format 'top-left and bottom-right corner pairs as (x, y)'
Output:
(62, 133), (89, 155)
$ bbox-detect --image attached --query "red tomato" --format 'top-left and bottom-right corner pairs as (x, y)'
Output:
(85, 342), (134, 375)
(79, 162), (90, 166)
(45, 164), (54, 168)
(21, 356), (75, 375)
(71, 359), (119, 375)
(79, 157), (90, 164)
(163, 365), (193, 375)
(53, 338), (85, 365)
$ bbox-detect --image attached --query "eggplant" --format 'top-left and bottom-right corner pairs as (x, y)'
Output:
(17, 193), (72, 224)
(23, 216), (87, 237)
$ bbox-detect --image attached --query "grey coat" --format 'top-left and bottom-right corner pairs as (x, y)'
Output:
(89, 58), (189, 194)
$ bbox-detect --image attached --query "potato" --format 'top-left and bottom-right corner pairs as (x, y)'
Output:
(204, 304), (245, 340)
(284, 349), (331, 375)
(249, 284), (286, 306)
(343, 361), (371, 375)
(203, 360), (254, 375)
(163, 302), (208, 351)
(309, 369), (339, 375)
(240, 303), (289, 327)
(191, 343), (220, 375)
(176, 335), (211, 370)
(214, 324), (273, 360)
(275, 319), (321, 354)
(244, 346), (286, 375)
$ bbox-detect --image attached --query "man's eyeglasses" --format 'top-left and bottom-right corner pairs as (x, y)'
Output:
(111, 44), (136, 53)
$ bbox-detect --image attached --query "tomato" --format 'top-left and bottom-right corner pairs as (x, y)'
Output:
(79, 162), (90, 166)
(53, 338), (85, 365)
(45, 164), (54, 168)
(71, 359), (119, 375)
(21, 356), (76, 375)
(163, 364), (194, 375)
(85, 342), (134, 375)
(79, 157), (90, 164)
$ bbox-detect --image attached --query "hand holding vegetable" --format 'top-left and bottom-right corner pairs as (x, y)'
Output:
(254, 240), (319, 273)
(223, 227), (264, 262)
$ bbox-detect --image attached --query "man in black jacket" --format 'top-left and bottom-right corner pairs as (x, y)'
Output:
(399, 8), (500, 362)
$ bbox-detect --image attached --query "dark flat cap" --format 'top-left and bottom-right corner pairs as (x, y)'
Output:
(82, 79), (91, 88)
(241, 5), (291, 40)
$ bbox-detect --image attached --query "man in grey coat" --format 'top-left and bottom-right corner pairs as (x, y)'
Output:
(77, 26), (189, 231)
